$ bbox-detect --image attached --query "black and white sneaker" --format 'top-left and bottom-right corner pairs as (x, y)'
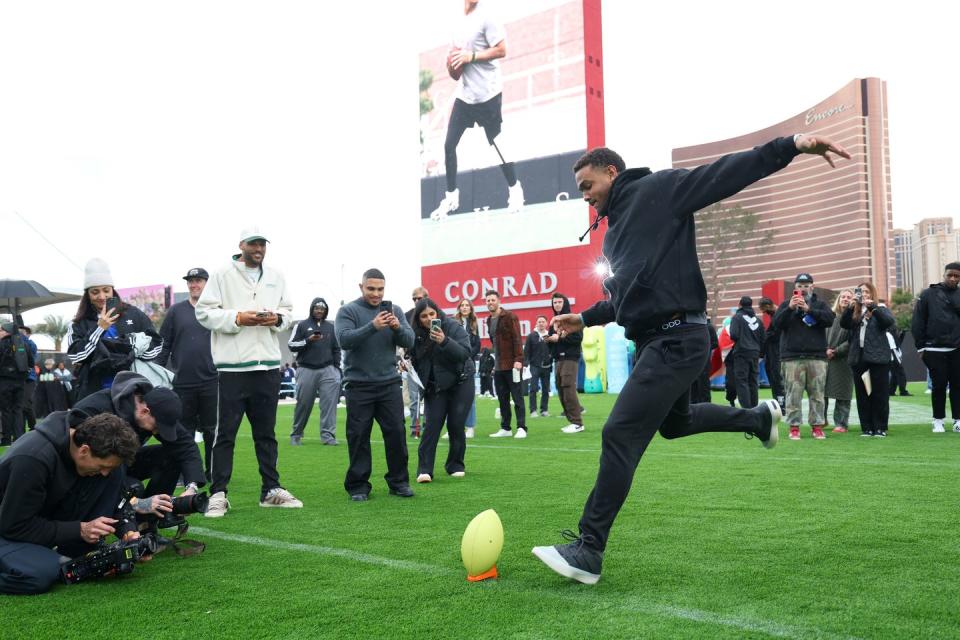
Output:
(744, 399), (781, 449)
(532, 530), (603, 585)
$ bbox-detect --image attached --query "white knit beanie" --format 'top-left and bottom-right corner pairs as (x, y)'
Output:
(83, 258), (114, 289)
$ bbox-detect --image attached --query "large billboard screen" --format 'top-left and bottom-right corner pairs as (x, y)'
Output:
(418, 0), (605, 338)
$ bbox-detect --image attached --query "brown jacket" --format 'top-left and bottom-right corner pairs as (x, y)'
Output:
(486, 308), (523, 371)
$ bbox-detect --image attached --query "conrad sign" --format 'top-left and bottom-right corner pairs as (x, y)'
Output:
(805, 103), (852, 126)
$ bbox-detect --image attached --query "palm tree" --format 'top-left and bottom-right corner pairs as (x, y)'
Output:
(36, 314), (69, 351)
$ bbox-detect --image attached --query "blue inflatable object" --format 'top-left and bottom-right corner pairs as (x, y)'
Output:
(605, 324), (629, 393)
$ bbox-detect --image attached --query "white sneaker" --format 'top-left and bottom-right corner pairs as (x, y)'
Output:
(259, 487), (303, 509)
(490, 429), (513, 438)
(194, 431), (204, 443)
(925, 389), (932, 394)
(529, 411), (539, 419)
(954, 420), (960, 433)
(494, 408), (501, 420)
(540, 411), (550, 417)
(441, 431), (449, 439)
(933, 419), (945, 433)
(465, 427), (475, 438)
(507, 181), (524, 214)
(451, 471), (466, 478)
(430, 189), (459, 221)
(561, 424), (585, 434)
(416, 473), (432, 484)
(205, 491), (230, 518)
(514, 428), (527, 439)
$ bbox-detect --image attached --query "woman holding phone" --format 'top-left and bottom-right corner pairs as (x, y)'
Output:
(409, 297), (474, 483)
(839, 281), (896, 437)
(67, 258), (163, 400)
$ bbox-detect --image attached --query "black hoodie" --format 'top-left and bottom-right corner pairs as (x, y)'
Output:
(0, 412), (131, 547)
(729, 306), (765, 355)
(547, 295), (582, 361)
(580, 137), (801, 339)
(911, 283), (960, 349)
(288, 297), (341, 370)
(71, 372), (205, 487)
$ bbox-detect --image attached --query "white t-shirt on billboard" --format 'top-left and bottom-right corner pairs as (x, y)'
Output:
(455, 4), (506, 105)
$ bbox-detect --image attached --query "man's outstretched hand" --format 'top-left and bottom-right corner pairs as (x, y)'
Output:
(795, 134), (852, 168)
(552, 314), (584, 337)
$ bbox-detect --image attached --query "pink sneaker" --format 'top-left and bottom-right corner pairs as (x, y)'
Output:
(832, 426), (848, 433)
(789, 426), (801, 440)
(812, 426), (827, 440)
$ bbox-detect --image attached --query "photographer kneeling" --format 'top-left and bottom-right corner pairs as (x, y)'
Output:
(0, 411), (141, 594)
(71, 371), (206, 509)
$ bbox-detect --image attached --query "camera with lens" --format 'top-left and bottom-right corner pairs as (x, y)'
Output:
(126, 480), (209, 531)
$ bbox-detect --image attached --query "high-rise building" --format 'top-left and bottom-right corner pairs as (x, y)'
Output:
(906, 217), (960, 292)
(893, 228), (914, 292)
(672, 78), (894, 311)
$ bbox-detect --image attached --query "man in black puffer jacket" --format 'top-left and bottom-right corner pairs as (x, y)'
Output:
(533, 134), (850, 585)
(912, 262), (960, 432)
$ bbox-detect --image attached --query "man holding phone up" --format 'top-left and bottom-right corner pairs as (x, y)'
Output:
(335, 269), (416, 501)
(771, 273), (836, 440)
(195, 226), (303, 517)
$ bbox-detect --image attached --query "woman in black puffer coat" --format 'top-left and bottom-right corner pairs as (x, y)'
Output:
(410, 298), (474, 482)
(840, 281), (896, 437)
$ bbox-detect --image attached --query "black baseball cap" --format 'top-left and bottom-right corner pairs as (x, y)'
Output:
(183, 267), (209, 281)
(795, 273), (814, 284)
(142, 387), (183, 441)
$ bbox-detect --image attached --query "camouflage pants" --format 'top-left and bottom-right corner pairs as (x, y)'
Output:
(783, 359), (827, 427)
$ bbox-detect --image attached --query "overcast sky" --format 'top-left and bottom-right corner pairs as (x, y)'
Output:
(2, 0), (955, 349)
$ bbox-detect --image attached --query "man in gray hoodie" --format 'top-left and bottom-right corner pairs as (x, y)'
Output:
(335, 269), (415, 501)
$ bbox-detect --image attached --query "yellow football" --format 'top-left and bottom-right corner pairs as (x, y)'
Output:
(460, 509), (503, 580)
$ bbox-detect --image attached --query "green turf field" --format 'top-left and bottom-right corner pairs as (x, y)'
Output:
(3, 383), (959, 639)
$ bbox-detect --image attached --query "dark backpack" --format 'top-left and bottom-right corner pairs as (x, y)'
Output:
(9, 335), (30, 373)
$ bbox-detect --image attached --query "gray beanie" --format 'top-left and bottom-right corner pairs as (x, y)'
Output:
(83, 258), (114, 289)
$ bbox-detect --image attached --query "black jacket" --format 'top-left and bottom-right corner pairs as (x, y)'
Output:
(0, 412), (130, 547)
(729, 307), (765, 355)
(67, 303), (163, 399)
(911, 284), (960, 349)
(0, 333), (35, 381)
(478, 349), (495, 377)
(762, 311), (780, 356)
(524, 332), (553, 368)
(288, 314), (341, 370)
(410, 317), (474, 395)
(580, 137), (802, 339)
(548, 294), (583, 360)
(841, 305), (896, 366)
(70, 372), (205, 487)
(157, 300), (217, 388)
(771, 294), (835, 360)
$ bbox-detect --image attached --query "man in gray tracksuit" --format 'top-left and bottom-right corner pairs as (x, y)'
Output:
(288, 297), (341, 446)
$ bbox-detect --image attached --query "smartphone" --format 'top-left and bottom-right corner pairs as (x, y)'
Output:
(430, 318), (442, 332)
(104, 297), (122, 315)
(255, 311), (270, 318)
(792, 289), (801, 298)
(379, 300), (392, 314)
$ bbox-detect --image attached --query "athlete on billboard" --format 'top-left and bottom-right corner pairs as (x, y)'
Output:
(430, 0), (524, 221)
(531, 133), (851, 585)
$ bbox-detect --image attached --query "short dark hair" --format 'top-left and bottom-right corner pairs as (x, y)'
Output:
(573, 147), (626, 174)
(72, 414), (140, 465)
(485, 290), (500, 299)
(536, 315), (548, 322)
(362, 268), (385, 281)
(945, 262), (960, 272)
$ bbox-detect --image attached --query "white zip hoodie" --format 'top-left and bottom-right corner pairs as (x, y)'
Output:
(196, 258), (294, 372)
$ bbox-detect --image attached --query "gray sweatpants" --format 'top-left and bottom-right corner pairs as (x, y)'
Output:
(291, 365), (341, 442)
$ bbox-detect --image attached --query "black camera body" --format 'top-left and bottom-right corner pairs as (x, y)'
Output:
(157, 491), (209, 530)
(60, 534), (159, 584)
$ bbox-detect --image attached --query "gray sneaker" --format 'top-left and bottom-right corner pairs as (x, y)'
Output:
(290, 435), (302, 446)
(532, 530), (603, 585)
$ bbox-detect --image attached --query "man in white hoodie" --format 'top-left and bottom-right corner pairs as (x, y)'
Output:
(196, 226), (303, 517)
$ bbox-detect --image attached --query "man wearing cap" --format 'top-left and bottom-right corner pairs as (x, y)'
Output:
(71, 371), (203, 505)
(771, 273), (836, 440)
(0, 322), (35, 446)
(288, 297), (341, 446)
(158, 267), (218, 478)
(728, 296), (766, 409)
(196, 226), (302, 516)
